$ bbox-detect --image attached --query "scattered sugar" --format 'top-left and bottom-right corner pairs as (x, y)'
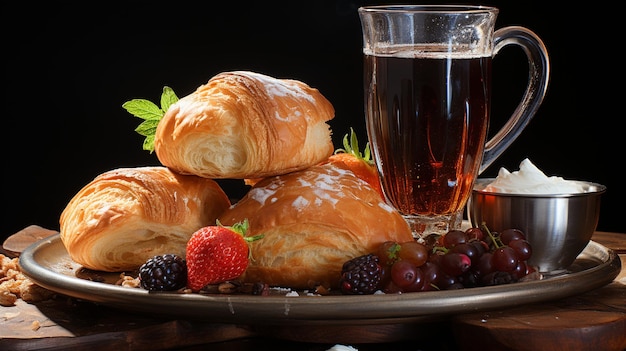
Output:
(297, 178), (313, 187)
(249, 164), (377, 212)
(378, 201), (395, 213)
(233, 71), (316, 103)
(292, 196), (310, 211)
(249, 187), (277, 205)
(314, 174), (338, 190)
(312, 188), (340, 206)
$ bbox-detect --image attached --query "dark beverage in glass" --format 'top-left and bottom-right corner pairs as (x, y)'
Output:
(364, 53), (491, 217)
(358, 5), (550, 237)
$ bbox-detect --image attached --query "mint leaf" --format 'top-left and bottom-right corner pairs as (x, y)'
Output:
(135, 119), (159, 137)
(122, 99), (163, 121)
(160, 86), (178, 112)
(122, 86), (179, 153)
(142, 135), (155, 152)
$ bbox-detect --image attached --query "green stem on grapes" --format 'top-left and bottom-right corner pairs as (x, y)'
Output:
(388, 242), (402, 263)
(480, 222), (504, 249)
(432, 246), (449, 255)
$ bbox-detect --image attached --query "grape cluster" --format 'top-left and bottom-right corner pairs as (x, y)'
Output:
(340, 226), (537, 294)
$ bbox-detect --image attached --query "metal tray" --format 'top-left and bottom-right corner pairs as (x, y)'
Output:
(19, 234), (621, 326)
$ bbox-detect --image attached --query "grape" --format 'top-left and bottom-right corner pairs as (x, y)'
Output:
(398, 241), (429, 267)
(508, 239), (532, 261)
(511, 261), (528, 280)
(356, 225), (535, 295)
(459, 270), (480, 288)
(491, 247), (519, 272)
(473, 252), (494, 278)
(442, 230), (468, 248)
(440, 252), (471, 276)
(451, 242), (481, 264)
(420, 262), (441, 291)
(390, 259), (418, 288)
(484, 231), (499, 250)
(376, 241), (400, 266)
(435, 271), (459, 290)
(470, 240), (489, 257)
(428, 251), (444, 265)
(465, 227), (484, 241)
(500, 228), (526, 244)
(402, 267), (425, 292)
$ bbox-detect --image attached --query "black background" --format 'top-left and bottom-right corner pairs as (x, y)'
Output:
(4, 1), (623, 242)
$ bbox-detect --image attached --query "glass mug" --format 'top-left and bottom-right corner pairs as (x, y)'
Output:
(358, 5), (550, 238)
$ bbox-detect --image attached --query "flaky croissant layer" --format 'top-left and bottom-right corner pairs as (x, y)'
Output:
(154, 71), (335, 179)
(59, 166), (231, 272)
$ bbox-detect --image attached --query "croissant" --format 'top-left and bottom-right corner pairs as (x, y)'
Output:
(218, 163), (414, 289)
(59, 166), (231, 272)
(154, 71), (335, 179)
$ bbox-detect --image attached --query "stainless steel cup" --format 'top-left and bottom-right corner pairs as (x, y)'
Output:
(468, 179), (606, 273)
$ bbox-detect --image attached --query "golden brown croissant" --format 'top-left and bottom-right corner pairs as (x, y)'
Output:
(154, 71), (335, 179)
(59, 166), (231, 272)
(218, 163), (414, 290)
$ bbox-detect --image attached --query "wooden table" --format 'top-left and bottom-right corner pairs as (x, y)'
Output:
(1, 229), (624, 351)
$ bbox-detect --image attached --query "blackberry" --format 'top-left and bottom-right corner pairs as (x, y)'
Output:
(481, 271), (515, 286)
(139, 254), (187, 291)
(339, 253), (382, 295)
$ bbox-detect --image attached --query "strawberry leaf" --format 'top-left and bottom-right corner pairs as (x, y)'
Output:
(122, 86), (179, 153)
(334, 127), (374, 165)
(215, 219), (263, 261)
(228, 218), (249, 236)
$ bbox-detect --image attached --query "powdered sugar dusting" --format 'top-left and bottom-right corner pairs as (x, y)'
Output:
(297, 178), (313, 188)
(378, 201), (395, 213)
(246, 165), (375, 212)
(233, 71), (314, 100)
(312, 188), (340, 206)
(233, 71), (317, 122)
(292, 195), (310, 211)
(249, 178), (284, 205)
(249, 187), (277, 206)
(314, 173), (338, 191)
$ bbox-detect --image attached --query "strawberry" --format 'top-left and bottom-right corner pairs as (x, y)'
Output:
(326, 128), (383, 198)
(185, 219), (263, 291)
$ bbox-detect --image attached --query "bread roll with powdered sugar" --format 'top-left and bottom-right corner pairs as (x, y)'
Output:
(218, 163), (413, 289)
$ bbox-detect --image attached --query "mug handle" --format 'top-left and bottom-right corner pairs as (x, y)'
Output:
(479, 26), (550, 174)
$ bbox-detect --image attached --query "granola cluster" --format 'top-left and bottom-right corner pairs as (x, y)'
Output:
(1, 254), (55, 306)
